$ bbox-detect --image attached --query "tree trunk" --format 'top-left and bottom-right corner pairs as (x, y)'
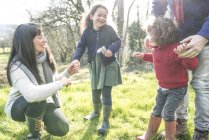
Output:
(3, 47), (5, 54)
(116, 0), (124, 66)
(123, 0), (136, 66)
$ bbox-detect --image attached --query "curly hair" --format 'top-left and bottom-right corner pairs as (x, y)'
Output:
(147, 17), (179, 46)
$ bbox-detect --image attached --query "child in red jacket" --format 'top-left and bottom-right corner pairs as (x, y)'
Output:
(132, 17), (198, 140)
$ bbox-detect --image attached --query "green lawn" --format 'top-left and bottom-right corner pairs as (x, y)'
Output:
(0, 48), (10, 54)
(0, 54), (9, 87)
(0, 69), (196, 140)
(0, 53), (9, 64)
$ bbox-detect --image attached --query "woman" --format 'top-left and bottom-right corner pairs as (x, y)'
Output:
(4, 23), (79, 140)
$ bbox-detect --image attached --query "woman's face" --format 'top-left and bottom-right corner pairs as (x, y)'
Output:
(90, 7), (108, 30)
(33, 32), (47, 54)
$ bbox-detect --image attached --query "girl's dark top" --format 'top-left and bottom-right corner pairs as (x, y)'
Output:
(73, 25), (121, 65)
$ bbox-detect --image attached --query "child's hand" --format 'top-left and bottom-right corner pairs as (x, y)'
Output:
(68, 60), (80, 75)
(174, 43), (187, 55)
(131, 52), (144, 59)
(178, 35), (208, 58)
(105, 50), (113, 57)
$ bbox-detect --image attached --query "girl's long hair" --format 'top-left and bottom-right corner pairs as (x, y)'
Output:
(7, 23), (55, 86)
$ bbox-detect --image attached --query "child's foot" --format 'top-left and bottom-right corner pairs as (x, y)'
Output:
(136, 132), (146, 140)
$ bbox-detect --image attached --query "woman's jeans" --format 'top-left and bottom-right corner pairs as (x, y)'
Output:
(11, 96), (69, 136)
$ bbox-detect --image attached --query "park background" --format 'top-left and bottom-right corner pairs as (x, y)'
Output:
(0, 0), (195, 139)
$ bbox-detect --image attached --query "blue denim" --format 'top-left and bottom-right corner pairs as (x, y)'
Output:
(191, 45), (209, 131)
(176, 87), (189, 120)
(92, 86), (112, 105)
(152, 86), (187, 121)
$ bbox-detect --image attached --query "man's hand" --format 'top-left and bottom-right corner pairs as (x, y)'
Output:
(175, 35), (208, 58)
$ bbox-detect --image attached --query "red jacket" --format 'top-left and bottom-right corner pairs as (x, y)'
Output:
(143, 43), (198, 89)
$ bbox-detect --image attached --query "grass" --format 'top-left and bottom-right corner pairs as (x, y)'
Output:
(0, 53), (9, 87)
(0, 53), (9, 63)
(0, 48), (10, 54)
(0, 53), (196, 140)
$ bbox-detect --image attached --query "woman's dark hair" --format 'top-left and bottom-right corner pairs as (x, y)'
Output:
(147, 17), (179, 46)
(83, 4), (108, 30)
(6, 23), (55, 86)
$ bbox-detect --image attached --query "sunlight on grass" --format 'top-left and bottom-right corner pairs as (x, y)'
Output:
(0, 69), (196, 140)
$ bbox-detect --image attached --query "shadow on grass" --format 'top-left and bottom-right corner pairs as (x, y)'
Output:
(177, 132), (192, 140)
(81, 118), (107, 140)
(14, 130), (52, 140)
(13, 130), (27, 140)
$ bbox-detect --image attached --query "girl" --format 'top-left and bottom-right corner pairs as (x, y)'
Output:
(132, 17), (198, 140)
(5, 23), (79, 139)
(71, 4), (122, 135)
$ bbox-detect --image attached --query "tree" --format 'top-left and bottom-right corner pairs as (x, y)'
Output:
(125, 19), (146, 71)
(30, 0), (86, 63)
(112, 0), (137, 66)
(0, 39), (10, 54)
(29, 0), (150, 67)
(112, 0), (124, 65)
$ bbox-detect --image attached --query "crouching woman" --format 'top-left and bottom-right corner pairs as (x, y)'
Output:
(4, 23), (79, 140)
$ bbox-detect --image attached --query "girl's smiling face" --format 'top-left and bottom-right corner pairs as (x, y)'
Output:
(90, 7), (108, 31)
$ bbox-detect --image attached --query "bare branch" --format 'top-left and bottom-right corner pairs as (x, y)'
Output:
(123, 0), (136, 44)
(111, 0), (117, 22)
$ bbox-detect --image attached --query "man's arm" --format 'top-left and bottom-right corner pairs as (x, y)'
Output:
(177, 35), (208, 58)
(197, 16), (209, 40)
(176, 16), (209, 58)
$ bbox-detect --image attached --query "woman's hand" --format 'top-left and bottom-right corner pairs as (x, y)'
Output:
(60, 77), (71, 86)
